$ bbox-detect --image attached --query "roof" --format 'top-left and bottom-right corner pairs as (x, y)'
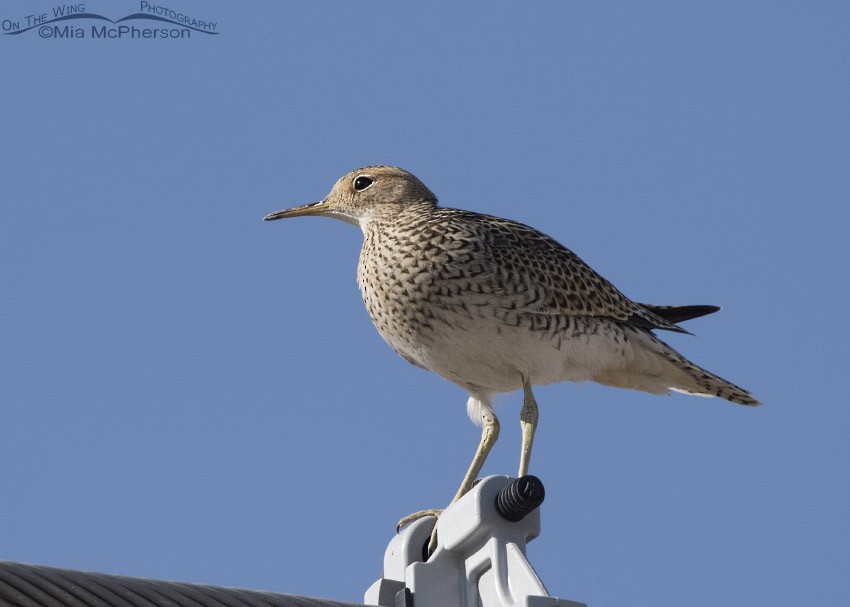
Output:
(0, 561), (368, 607)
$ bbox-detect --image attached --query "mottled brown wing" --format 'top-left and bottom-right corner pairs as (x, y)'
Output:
(449, 210), (689, 333)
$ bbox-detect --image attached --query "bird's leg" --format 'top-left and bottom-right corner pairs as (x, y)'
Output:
(518, 380), (539, 477)
(397, 408), (501, 557)
(425, 408), (500, 554)
(451, 406), (500, 503)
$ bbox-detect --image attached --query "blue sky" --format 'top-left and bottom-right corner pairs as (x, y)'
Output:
(1, 2), (848, 606)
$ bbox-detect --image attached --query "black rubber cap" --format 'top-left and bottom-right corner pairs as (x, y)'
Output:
(495, 475), (545, 522)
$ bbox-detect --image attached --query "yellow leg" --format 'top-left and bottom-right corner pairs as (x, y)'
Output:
(427, 407), (501, 553)
(398, 407), (501, 555)
(450, 406), (501, 503)
(518, 381), (539, 477)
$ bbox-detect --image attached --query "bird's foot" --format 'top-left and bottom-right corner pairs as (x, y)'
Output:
(397, 509), (444, 558)
(396, 508), (443, 532)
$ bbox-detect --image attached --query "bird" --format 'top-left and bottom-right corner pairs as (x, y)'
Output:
(264, 165), (759, 545)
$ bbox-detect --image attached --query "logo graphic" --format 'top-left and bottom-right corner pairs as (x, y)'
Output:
(2, 2), (219, 39)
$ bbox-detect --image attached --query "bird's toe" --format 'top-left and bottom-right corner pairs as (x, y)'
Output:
(396, 508), (443, 533)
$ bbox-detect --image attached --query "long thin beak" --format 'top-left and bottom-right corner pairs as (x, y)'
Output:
(264, 199), (332, 221)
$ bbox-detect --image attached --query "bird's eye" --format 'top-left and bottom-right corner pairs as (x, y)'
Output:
(353, 176), (374, 191)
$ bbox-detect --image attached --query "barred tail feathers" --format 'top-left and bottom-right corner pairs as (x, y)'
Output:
(593, 329), (760, 406)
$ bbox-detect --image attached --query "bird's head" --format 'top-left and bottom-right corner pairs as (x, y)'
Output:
(264, 165), (438, 230)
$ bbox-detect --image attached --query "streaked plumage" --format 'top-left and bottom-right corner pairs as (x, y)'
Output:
(265, 165), (758, 541)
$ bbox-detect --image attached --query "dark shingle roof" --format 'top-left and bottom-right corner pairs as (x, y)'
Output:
(0, 561), (367, 607)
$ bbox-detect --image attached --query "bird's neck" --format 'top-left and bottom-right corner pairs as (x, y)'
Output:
(359, 200), (437, 236)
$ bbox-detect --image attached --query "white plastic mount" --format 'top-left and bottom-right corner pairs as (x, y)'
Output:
(365, 475), (586, 607)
